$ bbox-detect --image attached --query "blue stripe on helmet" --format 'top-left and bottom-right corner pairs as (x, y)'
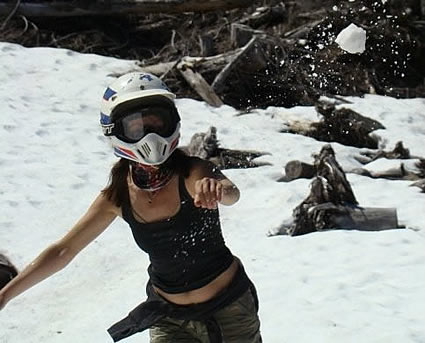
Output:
(100, 112), (111, 125)
(103, 87), (116, 100)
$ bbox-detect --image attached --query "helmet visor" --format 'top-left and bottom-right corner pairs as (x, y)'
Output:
(115, 105), (178, 143)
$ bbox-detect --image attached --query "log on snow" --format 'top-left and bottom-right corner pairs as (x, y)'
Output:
(279, 160), (316, 181)
(327, 205), (400, 232)
(356, 141), (413, 164)
(350, 165), (421, 181)
(284, 203), (401, 236)
(282, 102), (385, 149)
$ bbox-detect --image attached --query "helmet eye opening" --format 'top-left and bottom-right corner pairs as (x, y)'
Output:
(113, 105), (178, 143)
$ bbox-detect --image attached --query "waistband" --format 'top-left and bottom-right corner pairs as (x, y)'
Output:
(107, 261), (256, 342)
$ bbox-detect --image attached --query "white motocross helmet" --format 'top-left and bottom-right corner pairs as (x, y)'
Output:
(100, 72), (181, 165)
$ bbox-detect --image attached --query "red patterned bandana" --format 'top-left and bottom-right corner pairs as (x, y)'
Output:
(130, 161), (174, 191)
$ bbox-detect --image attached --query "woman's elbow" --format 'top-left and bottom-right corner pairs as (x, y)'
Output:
(221, 185), (240, 206)
(46, 244), (77, 271)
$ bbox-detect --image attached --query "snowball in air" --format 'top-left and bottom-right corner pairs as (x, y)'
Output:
(335, 23), (366, 54)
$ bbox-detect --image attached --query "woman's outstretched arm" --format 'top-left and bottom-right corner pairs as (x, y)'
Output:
(187, 157), (241, 209)
(0, 192), (118, 310)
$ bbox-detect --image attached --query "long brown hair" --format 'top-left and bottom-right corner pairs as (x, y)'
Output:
(102, 148), (192, 207)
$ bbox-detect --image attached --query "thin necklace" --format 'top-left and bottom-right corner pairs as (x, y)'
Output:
(146, 190), (159, 204)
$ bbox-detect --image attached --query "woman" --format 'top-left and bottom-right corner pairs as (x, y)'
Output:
(0, 72), (262, 342)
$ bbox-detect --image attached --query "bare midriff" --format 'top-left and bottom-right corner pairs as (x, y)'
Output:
(153, 257), (239, 305)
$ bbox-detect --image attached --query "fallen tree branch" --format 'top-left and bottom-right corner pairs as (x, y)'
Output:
(354, 141), (422, 165)
(349, 163), (421, 181)
(177, 60), (223, 107)
(138, 47), (247, 75)
(212, 36), (258, 93)
(0, 0), (21, 31)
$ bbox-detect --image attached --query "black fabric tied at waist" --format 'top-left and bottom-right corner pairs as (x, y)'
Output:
(107, 263), (257, 342)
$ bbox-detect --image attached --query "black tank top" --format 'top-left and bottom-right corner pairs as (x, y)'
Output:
(121, 175), (234, 294)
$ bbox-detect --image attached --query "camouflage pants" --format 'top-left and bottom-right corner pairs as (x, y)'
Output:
(150, 288), (262, 343)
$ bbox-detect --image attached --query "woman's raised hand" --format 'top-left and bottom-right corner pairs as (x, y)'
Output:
(194, 177), (223, 209)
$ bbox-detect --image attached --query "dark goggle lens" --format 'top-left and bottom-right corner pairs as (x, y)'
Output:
(117, 106), (176, 142)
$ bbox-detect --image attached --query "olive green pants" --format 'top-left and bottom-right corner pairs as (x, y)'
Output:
(149, 289), (262, 343)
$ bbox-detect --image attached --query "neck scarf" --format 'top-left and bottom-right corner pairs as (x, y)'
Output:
(130, 161), (174, 191)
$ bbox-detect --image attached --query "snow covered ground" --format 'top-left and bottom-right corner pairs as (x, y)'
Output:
(1, 42), (425, 343)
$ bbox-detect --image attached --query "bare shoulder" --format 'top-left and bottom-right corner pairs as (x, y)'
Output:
(87, 191), (121, 216)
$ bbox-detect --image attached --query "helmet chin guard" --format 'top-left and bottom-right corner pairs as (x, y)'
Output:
(100, 72), (180, 165)
(111, 123), (180, 165)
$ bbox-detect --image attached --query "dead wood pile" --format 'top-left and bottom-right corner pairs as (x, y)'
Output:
(269, 145), (402, 236)
(0, 0), (424, 109)
(279, 141), (425, 192)
(351, 142), (425, 191)
(182, 126), (270, 169)
(282, 100), (385, 149)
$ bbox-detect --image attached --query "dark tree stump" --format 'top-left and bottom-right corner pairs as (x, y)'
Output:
(269, 145), (401, 236)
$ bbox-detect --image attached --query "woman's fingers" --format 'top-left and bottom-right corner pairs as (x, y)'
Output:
(216, 182), (223, 202)
(194, 190), (206, 207)
(194, 178), (222, 209)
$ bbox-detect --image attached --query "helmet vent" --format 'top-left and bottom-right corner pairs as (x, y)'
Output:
(161, 144), (167, 156)
(140, 143), (151, 157)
